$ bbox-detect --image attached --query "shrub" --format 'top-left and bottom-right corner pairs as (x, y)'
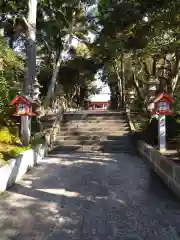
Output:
(0, 127), (13, 144)
(8, 145), (31, 158)
(0, 126), (31, 161)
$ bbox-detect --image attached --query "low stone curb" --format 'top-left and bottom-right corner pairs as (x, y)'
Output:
(126, 108), (180, 198)
(0, 142), (48, 194)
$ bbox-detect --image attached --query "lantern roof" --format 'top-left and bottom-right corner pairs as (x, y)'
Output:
(10, 95), (36, 105)
(153, 92), (175, 104)
(32, 79), (43, 88)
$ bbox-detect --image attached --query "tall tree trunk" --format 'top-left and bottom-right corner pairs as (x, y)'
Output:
(132, 73), (148, 113)
(45, 12), (75, 106)
(157, 55), (171, 94)
(25, 0), (37, 94)
(109, 82), (118, 110)
(172, 73), (180, 93)
(120, 52), (125, 107)
(45, 36), (72, 106)
(113, 61), (123, 108)
(21, 0), (37, 146)
(171, 49), (180, 94)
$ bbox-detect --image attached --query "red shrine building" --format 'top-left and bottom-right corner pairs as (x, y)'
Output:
(85, 94), (110, 110)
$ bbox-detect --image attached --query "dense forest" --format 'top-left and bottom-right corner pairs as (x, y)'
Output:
(0, 0), (180, 160)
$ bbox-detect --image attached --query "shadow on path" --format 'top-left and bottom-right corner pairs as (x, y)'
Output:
(1, 151), (180, 239)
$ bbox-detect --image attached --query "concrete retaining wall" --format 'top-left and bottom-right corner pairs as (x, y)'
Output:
(138, 140), (180, 198)
(0, 143), (48, 194)
(0, 111), (64, 194)
(126, 108), (180, 198)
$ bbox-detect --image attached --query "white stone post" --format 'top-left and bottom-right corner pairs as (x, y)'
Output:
(21, 116), (31, 146)
(158, 114), (166, 153)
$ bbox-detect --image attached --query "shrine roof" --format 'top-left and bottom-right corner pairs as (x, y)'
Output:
(153, 92), (175, 103)
(10, 95), (36, 105)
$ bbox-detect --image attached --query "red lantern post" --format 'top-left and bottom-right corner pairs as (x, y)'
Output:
(151, 92), (175, 153)
(10, 95), (36, 116)
(10, 95), (37, 145)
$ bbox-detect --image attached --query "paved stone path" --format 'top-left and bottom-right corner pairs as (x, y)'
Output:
(1, 151), (180, 239)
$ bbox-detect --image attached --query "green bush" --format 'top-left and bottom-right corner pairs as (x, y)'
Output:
(0, 126), (31, 161)
(8, 145), (31, 158)
(0, 127), (13, 144)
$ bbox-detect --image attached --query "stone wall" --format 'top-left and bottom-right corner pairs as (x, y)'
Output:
(138, 141), (180, 198)
(126, 108), (180, 198)
(0, 144), (48, 193)
(0, 111), (64, 194)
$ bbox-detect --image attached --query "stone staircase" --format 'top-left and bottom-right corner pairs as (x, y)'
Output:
(51, 111), (135, 154)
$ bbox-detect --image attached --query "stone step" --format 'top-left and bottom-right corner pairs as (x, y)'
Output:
(63, 116), (126, 121)
(61, 120), (127, 125)
(61, 120), (128, 123)
(63, 111), (125, 117)
(62, 118), (127, 122)
(59, 128), (129, 133)
(56, 132), (128, 141)
(56, 133), (129, 140)
(41, 111), (135, 154)
(51, 143), (135, 154)
(42, 120), (128, 128)
(60, 123), (128, 128)
(60, 124), (129, 132)
(55, 138), (131, 146)
(57, 131), (129, 137)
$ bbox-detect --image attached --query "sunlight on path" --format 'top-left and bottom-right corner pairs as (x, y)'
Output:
(0, 152), (180, 239)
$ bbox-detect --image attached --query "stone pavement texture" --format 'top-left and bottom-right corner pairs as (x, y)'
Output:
(1, 111), (180, 240)
(1, 151), (180, 240)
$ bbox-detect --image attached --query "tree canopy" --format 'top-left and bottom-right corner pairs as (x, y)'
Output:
(1, 0), (180, 116)
(94, 0), (180, 111)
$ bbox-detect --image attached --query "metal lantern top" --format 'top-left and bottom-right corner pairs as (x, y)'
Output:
(32, 80), (43, 89)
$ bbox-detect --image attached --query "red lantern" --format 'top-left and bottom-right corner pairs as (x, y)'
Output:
(151, 92), (175, 115)
(10, 95), (36, 116)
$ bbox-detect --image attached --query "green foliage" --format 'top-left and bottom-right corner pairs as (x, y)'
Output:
(0, 127), (14, 144)
(0, 126), (31, 162)
(95, 0), (180, 109)
(75, 43), (91, 58)
(0, 37), (24, 115)
(0, 76), (9, 114)
(173, 82), (180, 114)
(38, 42), (100, 107)
(8, 145), (31, 158)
